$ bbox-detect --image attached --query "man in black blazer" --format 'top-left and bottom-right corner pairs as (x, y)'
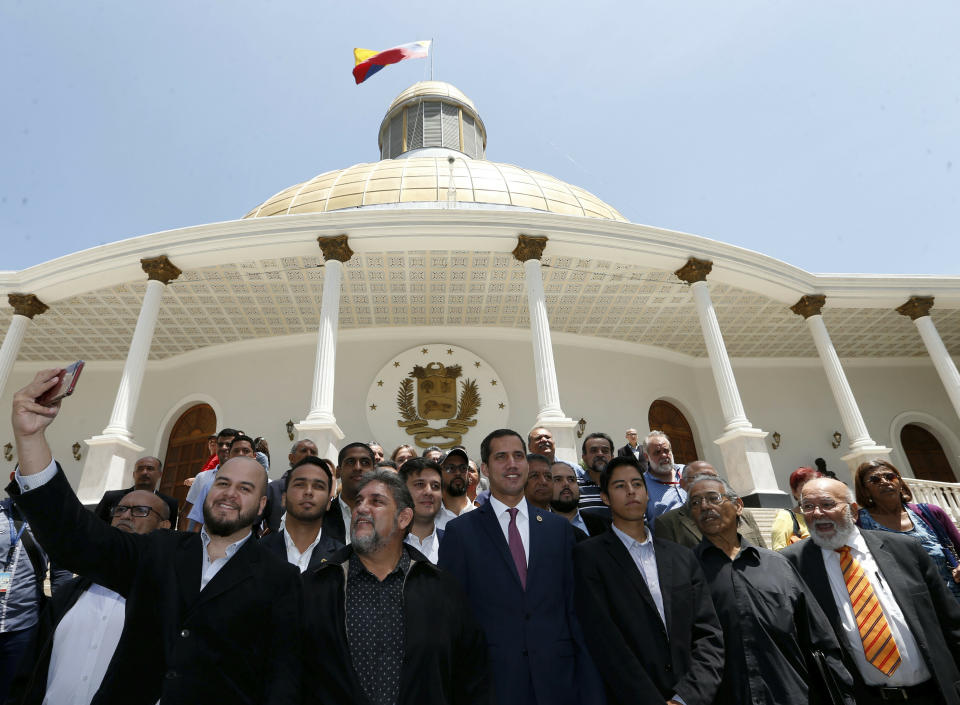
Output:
(616, 428), (646, 467)
(93, 455), (179, 528)
(784, 477), (960, 705)
(260, 456), (343, 571)
(10, 369), (303, 705)
(439, 429), (603, 705)
(573, 455), (724, 705)
(324, 442), (376, 544)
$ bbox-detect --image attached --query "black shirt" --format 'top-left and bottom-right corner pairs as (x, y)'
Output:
(695, 537), (851, 705)
(345, 551), (410, 705)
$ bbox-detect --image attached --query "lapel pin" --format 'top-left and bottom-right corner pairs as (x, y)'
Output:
(536, 515), (543, 522)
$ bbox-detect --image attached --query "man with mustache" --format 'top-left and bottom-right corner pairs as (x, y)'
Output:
(323, 442), (376, 544)
(301, 469), (490, 705)
(8, 370), (302, 705)
(12, 489), (171, 704)
(578, 432), (614, 512)
(573, 455), (723, 705)
(400, 457), (444, 564)
(785, 477), (960, 705)
(550, 461), (609, 537)
(94, 456), (179, 529)
(643, 431), (687, 527)
(435, 447), (475, 530)
(689, 474), (853, 705)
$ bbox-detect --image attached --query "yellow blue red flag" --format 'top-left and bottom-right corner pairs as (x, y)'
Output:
(353, 40), (431, 84)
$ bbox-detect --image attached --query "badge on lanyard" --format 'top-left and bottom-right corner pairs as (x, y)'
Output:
(0, 572), (10, 594)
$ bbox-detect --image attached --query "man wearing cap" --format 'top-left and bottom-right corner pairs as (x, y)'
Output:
(436, 447), (475, 531)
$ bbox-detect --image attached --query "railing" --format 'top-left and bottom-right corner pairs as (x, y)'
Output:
(908, 477), (960, 527)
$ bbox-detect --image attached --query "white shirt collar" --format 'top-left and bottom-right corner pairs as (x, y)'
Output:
(488, 495), (528, 520)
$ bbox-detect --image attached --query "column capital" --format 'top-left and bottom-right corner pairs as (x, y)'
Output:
(674, 257), (713, 285)
(512, 235), (548, 262)
(317, 235), (354, 263)
(790, 294), (826, 319)
(141, 255), (181, 284)
(8, 293), (48, 319)
(896, 296), (934, 321)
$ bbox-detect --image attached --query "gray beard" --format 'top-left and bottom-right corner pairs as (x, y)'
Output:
(351, 514), (399, 554)
(807, 508), (858, 550)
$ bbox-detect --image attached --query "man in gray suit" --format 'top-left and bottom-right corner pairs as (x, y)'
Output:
(655, 461), (766, 549)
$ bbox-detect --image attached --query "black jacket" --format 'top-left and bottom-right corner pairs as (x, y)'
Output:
(94, 487), (179, 528)
(259, 527), (342, 571)
(300, 543), (493, 705)
(10, 467), (302, 705)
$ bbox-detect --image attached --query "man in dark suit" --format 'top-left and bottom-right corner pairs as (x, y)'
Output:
(260, 456), (342, 571)
(93, 455), (179, 528)
(9, 369), (303, 705)
(616, 428), (646, 467)
(324, 442), (376, 545)
(438, 428), (603, 705)
(655, 461), (766, 549)
(573, 456), (724, 705)
(784, 477), (960, 705)
(263, 438), (319, 534)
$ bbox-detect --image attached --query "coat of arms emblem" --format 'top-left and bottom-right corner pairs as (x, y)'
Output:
(397, 362), (481, 448)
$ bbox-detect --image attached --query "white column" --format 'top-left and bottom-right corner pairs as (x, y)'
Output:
(102, 278), (165, 439)
(0, 294), (48, 401)
(690, 281), (751, 432)
(296, 236), (350, 462)
(513, 236), (578, 463)
(305, 258), (342, 423)
(677, 259), (787, 507)
(916, 316), (960, 421)
(0, 315), (30, 401)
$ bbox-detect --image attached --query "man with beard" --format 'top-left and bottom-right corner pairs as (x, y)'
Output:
(524, 454), (554, 511)
(181, 427), (239, 530)
(527, 427), (556, 463)
(260, 456), (342, 572)
(11, 490), (171, 705)
(690, 475), (853, 705)
(264, 438), (320, 534)
(550, 461), (609, 537)
(324, 442), (376, 544)
(8, 370), (302, 705)
(643, 431), (687, 527)
(435, 447), (475, 530)
(301, 469), (491, 705)
(784, 477), (960, 705)
(578, 432), (614, 512)
(400, 457), (444, 564)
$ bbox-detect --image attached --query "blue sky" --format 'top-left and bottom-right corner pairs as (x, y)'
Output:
(2, 1), (958, 274)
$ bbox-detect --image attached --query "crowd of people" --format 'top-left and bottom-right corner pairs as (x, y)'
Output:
(3, 368), (960, 704)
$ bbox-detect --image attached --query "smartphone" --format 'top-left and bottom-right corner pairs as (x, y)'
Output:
(37, 360), (85, 405)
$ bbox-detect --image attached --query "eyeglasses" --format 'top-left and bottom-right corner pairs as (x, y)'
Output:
(800, 500), (844, 514)
(866, 471), (898, 485)
(112, 504), (164, 519)
(443, 464), (469, 474)
(689, 492), (729, 509)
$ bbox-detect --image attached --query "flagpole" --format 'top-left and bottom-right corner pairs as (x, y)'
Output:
(430, 38), (434, 80)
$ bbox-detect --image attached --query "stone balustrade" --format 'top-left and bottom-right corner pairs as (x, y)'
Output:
(908, 477), (960, 527)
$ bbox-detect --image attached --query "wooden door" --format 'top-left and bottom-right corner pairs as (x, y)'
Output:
(901, 423), (956, 483)
(648, 400), (699, 465)
(161, 404), (216, 507)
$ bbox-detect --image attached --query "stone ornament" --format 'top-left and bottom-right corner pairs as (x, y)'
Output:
(512, 235), (548, 262)
(140, 255), (182, 285)
(790, 294), (827, 319)
(8, 293), (48, 319)
(674, 257), (713, 285)
(896, 296), (935, 321)
(317, 234), (354, 263)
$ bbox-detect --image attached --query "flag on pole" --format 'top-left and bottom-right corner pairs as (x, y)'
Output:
(353, 40), (431, 84)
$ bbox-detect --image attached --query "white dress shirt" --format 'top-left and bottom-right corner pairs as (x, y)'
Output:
(283, 528), (323, 572)
(434, 500), (475, 531)
(200, 528), (251, 590)
(339, 497), (353, 545)
(487, 496), (529, 566)
(43, 583), (126, 705)
(820, 530), (931, 686)
(405, 528), (440, 564)
(612, 523), (666, 626)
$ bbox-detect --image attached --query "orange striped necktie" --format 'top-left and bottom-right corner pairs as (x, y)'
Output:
(835, 546), (902, 676)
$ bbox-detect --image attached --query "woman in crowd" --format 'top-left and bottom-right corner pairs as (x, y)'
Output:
(390, 443), (417, 468)
(855, 458), (960, 601)
(771, 467), (822, 550)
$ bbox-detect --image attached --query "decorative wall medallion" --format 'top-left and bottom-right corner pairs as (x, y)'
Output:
(366, 345), (509, 453)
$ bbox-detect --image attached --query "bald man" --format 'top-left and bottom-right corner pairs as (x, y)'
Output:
(654, 461), (767, 549)
(94, 456), (179, 528)
(13, 489), (171, 704)
(9, 370), (302, 705)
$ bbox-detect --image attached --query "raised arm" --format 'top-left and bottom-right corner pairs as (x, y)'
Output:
(11, 369), (61, 475)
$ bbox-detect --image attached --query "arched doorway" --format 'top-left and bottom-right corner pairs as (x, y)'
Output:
(901, 423), (956, 483)
(648, 400), (699, 465)
(160, 403), (216, 507)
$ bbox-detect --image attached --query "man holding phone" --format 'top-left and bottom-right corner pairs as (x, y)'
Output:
(7, 369), (303, 705)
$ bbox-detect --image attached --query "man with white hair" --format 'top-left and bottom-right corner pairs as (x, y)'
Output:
(643, 430), (687, 527)
(784, 477), (960, 704)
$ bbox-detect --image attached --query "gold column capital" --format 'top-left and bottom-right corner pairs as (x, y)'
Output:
(790, 294), (827, 319)
(141, 255), (182, 284)
(8, 293), (48, 319)
(512, 234), (548, 262)
(317, 235), (354, 263)
(674, 257), (713, 285)
(896, 295), (935, 321)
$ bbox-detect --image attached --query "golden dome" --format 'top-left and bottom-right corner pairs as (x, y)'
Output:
(243, 156), (627, 222)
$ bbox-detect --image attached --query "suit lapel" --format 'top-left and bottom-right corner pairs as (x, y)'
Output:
(601, 531), (660, 620)
(477, 502), (524, 588)
(307, 534), (340, 571)
(195, 534), (257, 607)
(802, 541), (843, 630)
(653, 539), (674, 634)
(677, 508), (701, 544)
(527, 505), (546, 584)
(176, 535), (202, 614)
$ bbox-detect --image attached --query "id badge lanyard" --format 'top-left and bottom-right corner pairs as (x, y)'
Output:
(3, 501), (27, 572)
